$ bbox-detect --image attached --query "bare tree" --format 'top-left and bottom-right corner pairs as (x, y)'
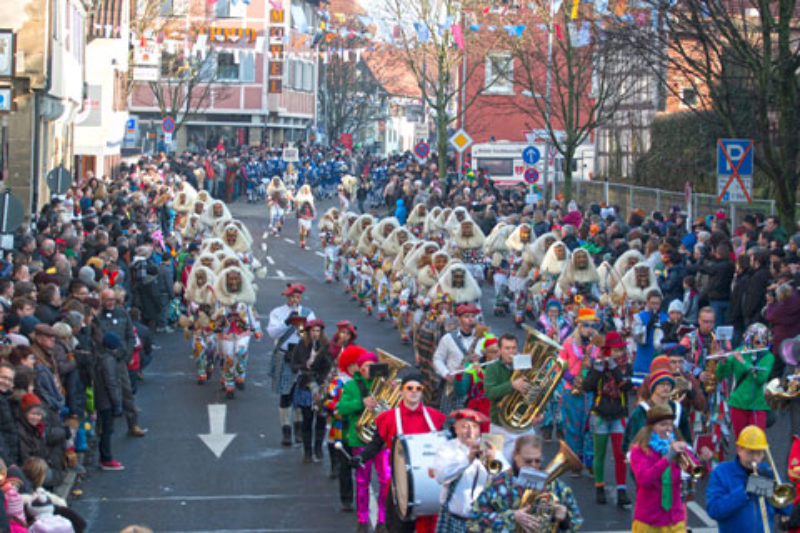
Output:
(319, 48), (388, 143)
(379, 0), (503, 182)
(502, 6), (639, 202)
(129, 0), (229, 135)
(626, 0), (800, 228)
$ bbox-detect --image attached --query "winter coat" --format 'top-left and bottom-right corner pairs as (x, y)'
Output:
(394, 199), (407, 225)
(34, 304), (60, 326)
(95, 307), (136, 362)
(289, 341), (332, 392)
(32, 364), (65, 414)
(742, 266), (771, 325)
(583, 359), (631, 420)
(17, 417), (47, 464)
(659, 264), (686, 306)
(629, 444), (686, 527)
(765, 289), (800, 356)
(715, 348), (773, 411)
(706, 458), (793, 533)
(93, 349), (122, 414)
(728, 270), (752, 334)
(0, 391), (19, 465)
(335, 372), (373, 448)
(693, 257), (735, 302)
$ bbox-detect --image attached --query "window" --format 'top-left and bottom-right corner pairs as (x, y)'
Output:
(303, 62), (313, 92)
(160, 0), (187, 16)
(113, 70), (127, 111)
(474, 158), (513, 176)
(239, 51), (255, 83)
(484, 53), (513, 94)
(217, 51), (239, 81)
(215, 0), (246, 18)
(682, 87), (698, 107)
(293, 60), (303, 90)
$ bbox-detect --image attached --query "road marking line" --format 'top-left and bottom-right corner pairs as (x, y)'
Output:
(369, 485), (377, 529)
(79, 493), (313, 503)
(581, 530), (716, 533)
(276, 269), (286, 278)
(266, 256), (275, 265)
(687, 501), (717, 527)
(315, 251), (324, 257)
(284, 238), (294, 244)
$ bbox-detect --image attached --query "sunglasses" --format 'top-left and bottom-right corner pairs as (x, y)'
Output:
(403, 385), (423, 392)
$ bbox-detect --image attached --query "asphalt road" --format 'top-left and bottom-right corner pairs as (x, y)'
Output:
(70, 198), (794, 532)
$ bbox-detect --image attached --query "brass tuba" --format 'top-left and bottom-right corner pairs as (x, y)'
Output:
(355, 349), (410, 443)
(498, 325), (565, 433)
(765, 370), (800, 410)
(517, 440), (584, 533)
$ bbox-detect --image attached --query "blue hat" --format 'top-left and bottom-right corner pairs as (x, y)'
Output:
(20, 316), (41, 338)
(102, 332), (121, 350)
(545, 299), (562, 311)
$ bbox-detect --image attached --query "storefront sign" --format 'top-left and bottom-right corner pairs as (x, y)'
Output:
(0, 31), (15, 78)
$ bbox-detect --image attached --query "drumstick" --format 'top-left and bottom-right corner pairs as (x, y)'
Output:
(334, 441), (353, 461)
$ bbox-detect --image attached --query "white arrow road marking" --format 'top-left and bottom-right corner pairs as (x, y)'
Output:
(198, 404), (236, 458)
(276, 269), (286, 278)
(283, 238), (294, 244)
(266, 256), (275, 265)
(315, 251), (324, 257)
(260, 243), (267, 252)
(262, 232), (268, 239)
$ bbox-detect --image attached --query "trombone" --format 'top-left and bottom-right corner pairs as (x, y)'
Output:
(763, 446), (796, 509)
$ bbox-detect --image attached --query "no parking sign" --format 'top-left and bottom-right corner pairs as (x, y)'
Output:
(414, 140), (430, 162)
(524, 168), (539, 184)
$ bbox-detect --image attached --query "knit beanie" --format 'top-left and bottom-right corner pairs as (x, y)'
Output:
(102, 332), (122, 350)
(649, 355), (671, 374)
(648, 370), (675, 394)
(20, 392), (42, 413)
(357, 351), (379, 368)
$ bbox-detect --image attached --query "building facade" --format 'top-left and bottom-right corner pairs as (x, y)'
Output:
(128, 0), (318, 154)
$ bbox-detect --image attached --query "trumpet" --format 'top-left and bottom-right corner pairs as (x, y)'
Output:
(670, 376), (691, 402)
(481, 452), (503, 475)
(677, 447), (704, 479)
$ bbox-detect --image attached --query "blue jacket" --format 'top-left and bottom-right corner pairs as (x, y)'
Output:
(395, 199), (407, 225)
(706, 459), (792, 533)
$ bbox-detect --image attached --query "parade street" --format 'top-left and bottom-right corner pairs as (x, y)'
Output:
(70, 202), (793, 532)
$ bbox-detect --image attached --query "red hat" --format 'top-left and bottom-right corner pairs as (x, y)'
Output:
(649, 355), (671, 374)
(336, 320), (357, 340)
(483, 336), (498, 348)
(455, 304), (480, 316)
(604, 331), (627, 349)
(648, 369), (675, 393)
(357, 351), (379, 367)
(21, 393), (42, 413)
(281, 283), (306, 296)
(306, 318), (325, 330)
(338, 345), (366, 374)
(450, 408), (489, 425)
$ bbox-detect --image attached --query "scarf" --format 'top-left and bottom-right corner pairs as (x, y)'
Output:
(649, 431), (674, 511)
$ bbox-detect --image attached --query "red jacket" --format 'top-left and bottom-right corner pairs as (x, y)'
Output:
(375, 402), (446, 446)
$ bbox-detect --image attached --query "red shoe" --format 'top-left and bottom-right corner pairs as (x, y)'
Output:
(100, 460), (125, 471)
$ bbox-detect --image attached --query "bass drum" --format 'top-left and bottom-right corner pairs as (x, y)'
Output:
(392, 432), (449, 520)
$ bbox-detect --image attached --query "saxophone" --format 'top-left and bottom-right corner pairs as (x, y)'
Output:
(701, 334), (720, 395)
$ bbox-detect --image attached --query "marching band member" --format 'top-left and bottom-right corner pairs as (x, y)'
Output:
(484, 333), (544, 461)
(433, 304), (483, 414)
(534, 299), (572, 441)
(328, 319), (357, 361)
(290, 318), (332, 464)
(631, 289), (666, 384)
(415, 292), (454, 407)
(715, 323), (774, 438)
(623, 357), (692, 458)
(212, 266), (262, 400)
(665, 345), (707, 415)
(559, 307), (602, 469)
(433, 409), (503, 533)
(629, 404), (689, 532)
(295, 184), (315, 249)
(468, 434), (581, 532)
(322, 346), (365, 512)
(337, 352), (390, 533)
(706, 425), (793, 533)
(267, 283), (316, 446)
(582, 330), (632, 507)
(353, 370), (447, 533)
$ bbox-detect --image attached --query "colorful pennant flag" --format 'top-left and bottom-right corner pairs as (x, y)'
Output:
(451, 24), (465, 50)
(414, 22), (430, 42)
(571, 0), (580, 19)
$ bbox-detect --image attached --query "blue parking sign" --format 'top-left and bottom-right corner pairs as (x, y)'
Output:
(717, 139), (753, 176)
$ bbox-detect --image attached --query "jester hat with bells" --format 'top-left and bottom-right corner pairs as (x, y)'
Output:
(427, 261), (482, 305)
(214, 265), (256, 306)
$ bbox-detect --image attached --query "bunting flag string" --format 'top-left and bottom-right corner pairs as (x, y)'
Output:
(451, 24), (465, 50)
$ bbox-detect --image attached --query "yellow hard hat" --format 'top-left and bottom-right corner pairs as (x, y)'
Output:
(736, 425), (768, 450)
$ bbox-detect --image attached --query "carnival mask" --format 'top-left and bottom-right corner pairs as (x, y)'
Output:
(635, 265), (650, 289)
(452, 269), (466, 288)
(210, 242), (223, 253)
(178, 193), (186, 204)
(424, 244), (438, 255)
(555, 244), (567, 261)
(575, 250), (589, 269)
(226, 271), (242, 293)
(200, 257), (214, 268)
(383, 223), (395, 238)
(224, 258), (239, 269)
(434, 254), (448, 270)
(225, 227), (238, 245)
(397, 231), (409, 245)
(520, 225), (531, 243)
(544, 236), (556, 251)
(455, 210), (466, 222)
(461, 221), (474, 238)
(213, 203), (224, 217)
(196, 270), (207, 287)
(194, 203), (205, 215)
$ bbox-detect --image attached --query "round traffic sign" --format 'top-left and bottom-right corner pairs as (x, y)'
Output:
(162, 116), (175, 133)
(524, 167), (539, 184)
(46, 166), (73, 195)
(522, 146), (541, 165)
(414, 141), (430, 159)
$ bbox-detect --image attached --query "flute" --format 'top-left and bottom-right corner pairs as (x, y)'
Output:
(451, 360), (496, 376)
(703, 348), (769, 361)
